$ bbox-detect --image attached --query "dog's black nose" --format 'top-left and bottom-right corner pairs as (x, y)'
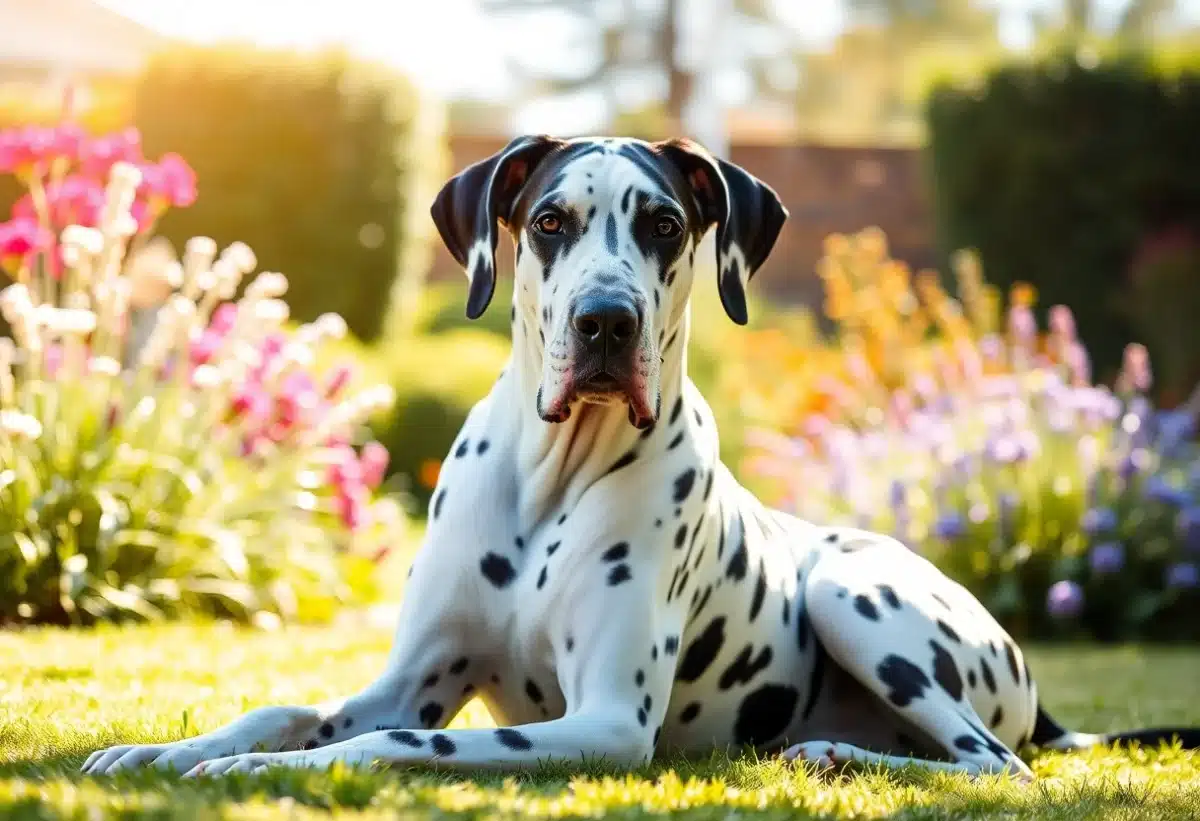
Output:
(571, 295), (640, 356)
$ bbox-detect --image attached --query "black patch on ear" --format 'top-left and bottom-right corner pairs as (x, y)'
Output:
(656, 139), (788, 325)
(430, 135), (565, 319)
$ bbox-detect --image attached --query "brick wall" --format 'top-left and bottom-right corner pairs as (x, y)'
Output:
(426, 135), (936, 313)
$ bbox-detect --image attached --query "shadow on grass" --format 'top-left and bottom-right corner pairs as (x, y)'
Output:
(3, 738), (1199, 821)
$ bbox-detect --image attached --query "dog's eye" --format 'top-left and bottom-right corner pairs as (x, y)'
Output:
(654, 216), (681, 238)
(535, 213), (563, 235)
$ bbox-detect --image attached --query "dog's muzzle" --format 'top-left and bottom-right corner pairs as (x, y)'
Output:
(539, 290), (657, 428)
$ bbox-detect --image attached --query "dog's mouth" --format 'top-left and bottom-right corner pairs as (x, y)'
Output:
(540, 363), (656, 429)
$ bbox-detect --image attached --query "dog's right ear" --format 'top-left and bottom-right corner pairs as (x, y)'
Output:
(431, 135), (565, 319)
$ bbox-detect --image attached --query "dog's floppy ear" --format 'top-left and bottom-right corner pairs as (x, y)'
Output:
(430, 135), (565, 319)
(656, 139), (788, 325)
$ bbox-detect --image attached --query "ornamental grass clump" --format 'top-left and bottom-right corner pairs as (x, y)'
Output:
(0, 121), (400, 626)
(743, 229), (1200, 641)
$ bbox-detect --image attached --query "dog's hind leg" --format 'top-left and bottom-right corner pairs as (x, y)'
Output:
(786, 533), (1036, 781)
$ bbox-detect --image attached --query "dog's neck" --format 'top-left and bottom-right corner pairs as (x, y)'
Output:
(504, 299), (692, 527)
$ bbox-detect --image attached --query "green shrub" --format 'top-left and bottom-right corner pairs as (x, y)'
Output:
(926, 47), (1200, 384)
(370, 329), (509, 510)
(131, 45), (447, 343)
(1126, 232), (1200, 405)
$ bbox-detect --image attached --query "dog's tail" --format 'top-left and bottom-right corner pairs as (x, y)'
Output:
(1030, 705), (1200, 751)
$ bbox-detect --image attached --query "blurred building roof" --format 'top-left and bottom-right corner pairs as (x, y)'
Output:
(0, 0), (168, 78)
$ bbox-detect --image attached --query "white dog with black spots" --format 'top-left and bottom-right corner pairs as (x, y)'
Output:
(85, 135), (1200, 779)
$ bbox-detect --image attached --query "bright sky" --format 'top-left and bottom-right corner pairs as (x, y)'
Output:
(99, 0), (1200, 131)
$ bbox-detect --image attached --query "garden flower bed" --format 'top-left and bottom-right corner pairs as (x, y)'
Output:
(0, 120), (401, 626)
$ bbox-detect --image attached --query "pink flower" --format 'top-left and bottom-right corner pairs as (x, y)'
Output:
(229, 387), (271, 421)
(139, 152), (197, 212)
(323, 362), (355, 399)
(189, 329), (223, 366)
(43, 343), (64, 379)
(359, 441), (389, 488)
(51, 123), (86, 165)
(209, 303), (238, 335)
(0, 126), (55, 176)
(0, 218), (54, 273)
(336, 488), (369, 531)
(79, 128), (143, 180)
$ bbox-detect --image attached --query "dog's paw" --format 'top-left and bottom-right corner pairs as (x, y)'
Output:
(82, 736), (251, 776)
(781, 740), (840, 772)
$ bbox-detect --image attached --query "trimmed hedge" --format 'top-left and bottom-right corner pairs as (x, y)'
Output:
(132, 46), (446, 343)
(926, 48), (1200, 388)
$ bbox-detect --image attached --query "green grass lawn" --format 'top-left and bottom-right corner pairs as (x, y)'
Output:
(2, 621), (1198, 820)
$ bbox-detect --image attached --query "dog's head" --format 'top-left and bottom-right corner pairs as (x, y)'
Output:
(431, 136), (787, 428)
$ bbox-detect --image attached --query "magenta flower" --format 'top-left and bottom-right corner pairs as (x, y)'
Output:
(1046, 580), (1084, 619)
(360, 442), (389, 489)
(0, 218), (54, 269)
(79, 128), (143, 180)
(139, 152), (198, 212)
(323, 362), (355, 400)
(336, 488), (369, 531)
(229, 388), (271, 422)
(209, 303), (238, 335)
(189, 330), (223, 366)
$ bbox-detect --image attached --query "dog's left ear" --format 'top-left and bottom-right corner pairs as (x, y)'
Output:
(431, 135), (566, 319)
(657, 139), (788, 325)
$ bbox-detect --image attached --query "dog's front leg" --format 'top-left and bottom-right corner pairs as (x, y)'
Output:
(185, 711), (651, 776)
(82, 587), (475, 775)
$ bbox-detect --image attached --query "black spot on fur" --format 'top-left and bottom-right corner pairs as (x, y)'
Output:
(676, 616), (726, 682)
(825, 532), (839, 543)
(854, 594), (880, 621)
(652, 644), (658, 660)
(669, 397), (683, 424)
(877, 585), (901, 610)
(693, 408), (702, 426)
(606, 213), (618, 255)
(608, 564), (632, 585)
(932, 593), (952, 610)
(495, 728), (533, 750)
(734, 684), (799, 747)
(749, 567), (767, 621)
(930, 640), (963, 702)
(680, 702), (701, 723)
(557, 514), (567, 525)
(703, 470), (714, 501)
(433, 488), (447, 519)
(664, 635), (679, 655)
(692, 584), (713, 618)
(343, 717), (353, 729)
(319, 722), (334, 739)
(603, 542), (630, 562)
(968, 669), (978, 688)
(422, 673), (439, 689)
(674, 524), (688, 549)
(665, 329), (679, 350)
(449, 658), (469, 677)
(608, 449), (638, 475)
(480, 553), (515, 588)
(988, 640), (998, 657)
(796, 613), (808, 651)
(430, 734), (456, 756)
(525, 679), (545, 704)
(937, 620), (962, 643)
(1004, 641), (1021, 684)
(643, 694), (652, 711)
(719, 645), (773, 690)
(877, 655), (931, 707)
(566, 637), (574, 652)
(991, 705), (1005, 728)
(667, 431), (684, 450)
(673, 468), (696, 503)
(635, 669), (645, 687)
(302, 739), (318, 750)
(536, 566), (548, 589)
(621, 185), (633, 213)
(462, 684), (474, 696)
(637, 708), (647, 726)
(515, 537), (525, 550)
(455, 440), (469, 458)
(389, 730), (422, 748)
(954, 734), (982, 753)
(546, 541), (561, 556)
(587, 205), (596, 221)
(654, 726), (662, 746)
(477, 440), (490, 455)
(419, 702), (443, 728)
(980, 658), (997, 694)
(725, 537), (748, 581)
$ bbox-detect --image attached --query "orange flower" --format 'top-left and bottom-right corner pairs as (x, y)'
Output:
(418, 458), (442, 490)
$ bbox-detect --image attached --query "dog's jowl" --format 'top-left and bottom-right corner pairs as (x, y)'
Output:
(84, 136), (1200, 779)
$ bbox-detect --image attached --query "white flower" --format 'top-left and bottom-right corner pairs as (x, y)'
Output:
(88, 356), (122, 377)
(315, 313), (348, 341)
(43, 308), (98, 336)
(109, 161), (143, 191)
(222, 241), (257, 275)
(1, 410), (43, 440)
(61, 225), (104, 255)
(246, 272), (288, 299)
(254, 298), (290, 324)
(185, 237), (218, 260)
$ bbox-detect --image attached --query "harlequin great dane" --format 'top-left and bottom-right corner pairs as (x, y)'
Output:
(85, 135), (1200, 780)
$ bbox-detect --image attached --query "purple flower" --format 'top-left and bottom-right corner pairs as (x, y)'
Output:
(889, 479), (906, 510)
(1046, 580), (1084, 619)
(1166, 562), (1199, 590)
(1089, 542), (1125, 575)
(1081, 507), (1117, 535)
(1155, 409), (1196, 456)
(1177, 507), (1200, 553)
(934, 513), (967, 540)
(1144, 475), (1190, 507)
